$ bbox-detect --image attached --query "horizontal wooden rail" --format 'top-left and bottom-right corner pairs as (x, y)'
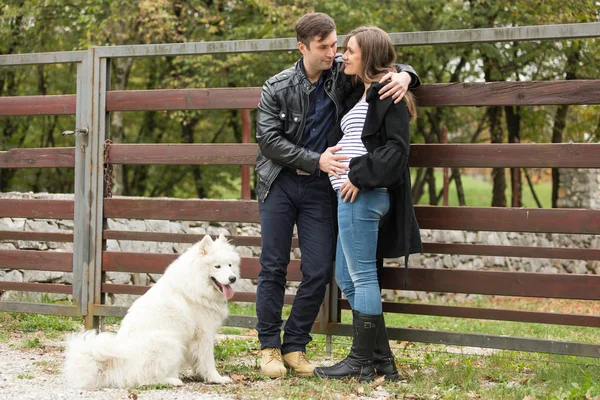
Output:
(105, 143), (600, 169)
(2, 198), (597, 235)
(423, 243), (600, 261)
(416, 207), (600, 234)
(101, 232), (599, 261)
(0, 301), (79, 317)
(0, 199), (74, 219)
(102, 252), (302, 281)
(104, 198), (600, 234)
(0, 281), (72, 294)
(0, 250), (72, 271)
(0, 95), (76, 116)
(338, 299), (600, 327)
(100, 284), (294, 305)
(103, 198), (260, 222)
(0, 147), (76, 168)
(409, 143), (600, 168)
(381, 267), (600, 300)
(326, 324), (600, 358)
(106, 88), (261, 111)
(2, 143), (598, 169)
(103, 231), (269, 247)
(2, 80), (600, 117)
(107, 144), (257, 165)
(0, 230), (74, 243)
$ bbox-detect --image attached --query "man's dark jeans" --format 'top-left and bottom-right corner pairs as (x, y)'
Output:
(256, 169), (335, 354)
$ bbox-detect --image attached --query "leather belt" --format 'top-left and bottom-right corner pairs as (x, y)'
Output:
(285, 167), (311, 176)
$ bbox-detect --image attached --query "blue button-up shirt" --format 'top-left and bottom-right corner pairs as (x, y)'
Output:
(300, 72), (336, 155)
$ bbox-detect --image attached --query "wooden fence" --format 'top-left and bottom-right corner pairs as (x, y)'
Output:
(1, 22), (600, 357)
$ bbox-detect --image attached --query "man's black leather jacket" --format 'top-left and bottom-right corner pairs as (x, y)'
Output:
(255, 55), (419, 202)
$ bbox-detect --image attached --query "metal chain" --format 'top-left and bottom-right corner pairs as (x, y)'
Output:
(103, 139), (113, 198)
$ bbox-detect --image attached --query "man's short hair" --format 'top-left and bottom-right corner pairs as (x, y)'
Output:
(295, 12), (336, 49)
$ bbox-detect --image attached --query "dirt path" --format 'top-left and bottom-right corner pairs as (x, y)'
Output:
(0, 338), (235, 400)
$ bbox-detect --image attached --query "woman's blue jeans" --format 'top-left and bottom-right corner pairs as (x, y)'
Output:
(335, 188), (389, 315)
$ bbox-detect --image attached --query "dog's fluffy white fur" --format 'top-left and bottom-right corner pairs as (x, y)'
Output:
(64, 234), (240, 388)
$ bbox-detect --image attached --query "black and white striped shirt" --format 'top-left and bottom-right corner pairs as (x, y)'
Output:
(329, 98), (369, 191)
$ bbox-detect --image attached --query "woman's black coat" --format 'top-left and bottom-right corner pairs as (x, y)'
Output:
(328, 82), (422, 260)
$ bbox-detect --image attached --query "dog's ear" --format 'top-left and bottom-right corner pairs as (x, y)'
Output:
(217, 233), (228, 243)
(197, 235), (214, 256)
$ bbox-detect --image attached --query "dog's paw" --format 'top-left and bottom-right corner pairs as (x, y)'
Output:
(164, 377), (184, 386)
(208, 375), (232, 384)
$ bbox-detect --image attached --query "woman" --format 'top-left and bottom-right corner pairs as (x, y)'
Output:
(314, 26), (422, 382)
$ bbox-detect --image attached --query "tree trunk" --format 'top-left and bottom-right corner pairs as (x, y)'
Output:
(181, 119), (205, 198)
(504, 105), (522, 207)
(551, 44), (580, 208)
(427, 168), (437, 205)
(488, 106), (506, 207)
(452, 168), (466, 206)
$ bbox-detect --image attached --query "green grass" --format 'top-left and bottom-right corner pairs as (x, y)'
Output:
(0, 312), (80, 333)
(221, 301), (600, 399)
(413, 169), (552, 208)
(22, 337), (43, 348)
(2, 297), (598, 399)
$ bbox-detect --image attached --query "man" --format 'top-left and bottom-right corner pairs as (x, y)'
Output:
(255, 12), (420, 378)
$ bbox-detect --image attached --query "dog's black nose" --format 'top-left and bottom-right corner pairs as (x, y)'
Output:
(229, 276), (236, 284)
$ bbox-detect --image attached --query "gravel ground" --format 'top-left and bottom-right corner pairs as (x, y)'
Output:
(0, 340), (234, 400)
(0, 333), (395, 400)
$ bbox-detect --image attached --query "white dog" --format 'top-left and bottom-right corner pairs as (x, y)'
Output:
(64, 234), (240, 388)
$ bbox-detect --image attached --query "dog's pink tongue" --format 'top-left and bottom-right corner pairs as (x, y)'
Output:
(223, 285), (234, 300)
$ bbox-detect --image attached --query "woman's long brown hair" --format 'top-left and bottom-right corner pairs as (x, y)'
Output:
(344, 26), (417, 121)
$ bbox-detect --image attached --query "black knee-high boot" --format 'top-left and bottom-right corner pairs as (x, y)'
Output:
(373, 314), (400, 380)
(313, 311), (379, 382)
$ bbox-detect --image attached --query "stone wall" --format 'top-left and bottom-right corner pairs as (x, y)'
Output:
(1, 177), (599, 305)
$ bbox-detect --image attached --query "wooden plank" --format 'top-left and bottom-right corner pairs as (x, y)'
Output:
(107, 144), (257, 165)
(0, 282), (72, 294)
(0, 147), (76, 168)
(229, 292), (295, 304)
(102, 81), (600, 111)
(2, 80), (599, 118)
(338, 299), (600, 327)
(106, 88), (261, 111)
(91, 304), (128, 318)
(415, 207), (600, 234)
(102, 251), (303, 280)
(409, 143), (600, 168)
(0, 250), (72, 271)
(326, 324), (600, 358)
(423, 243), (600, 261)
(0, 50), (86, 66)
(118, 80), (600, 111)
(414, 80), (600, 107)
(99, 284), (295, 305)
(105, 142), (600, 168)
(0, 95), (76, 116)
(104, 198), (259, 222)
(103, 231), (299, 248)
(381, 267), (600, 300)
(0, 199), (74, 219)
(102, 233), (596, 261)
(104, 199), (600, 234)
(0, 302), (79, 317)
(104, 231), (258, 246)
(0, 231), (73, 243)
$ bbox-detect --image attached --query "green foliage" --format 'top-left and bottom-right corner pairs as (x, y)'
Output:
(1, 1), (599, 201)
(22, 337), (42, 348)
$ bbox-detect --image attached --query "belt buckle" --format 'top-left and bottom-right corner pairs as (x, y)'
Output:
(296, 169), (310, 176)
